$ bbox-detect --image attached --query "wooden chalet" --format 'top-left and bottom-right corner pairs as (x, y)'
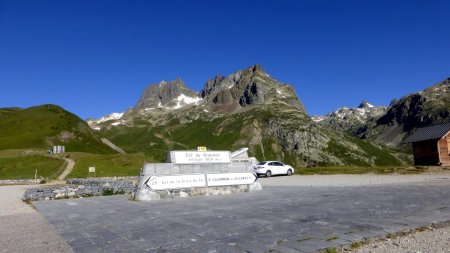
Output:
(404, 122), (450, 165)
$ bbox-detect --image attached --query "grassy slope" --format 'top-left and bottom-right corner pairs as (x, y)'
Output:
(0, 151), (65, 180)
(0, 104), (115, 154)
(101, 106), (403, 168)
(325, 134), (402, 167)
(100, 114), (248, 162)
(67, 152), (155, 178)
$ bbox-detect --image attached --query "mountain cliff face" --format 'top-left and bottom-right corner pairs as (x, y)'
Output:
(90, 65), (401, 167)
(134, 78), (200, 110)
(314, 77), (450, 148)
(358, 77), (450, 146)
(314, 101), (387, 135)
(201, 65), (306, 113)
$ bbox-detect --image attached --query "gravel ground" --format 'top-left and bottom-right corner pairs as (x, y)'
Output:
(0, 185), (73, 253)
(350, 225), (450, 253)
(260, 173), (450, 253)
(259, 172), (450, 187)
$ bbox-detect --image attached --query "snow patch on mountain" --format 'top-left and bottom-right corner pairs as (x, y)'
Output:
(314, 101), (387, 132)
(311, 116), (326, 122)
(96, 112), (123, 123)
(87, 112), (123, 125)
(175, 94), (202, 106)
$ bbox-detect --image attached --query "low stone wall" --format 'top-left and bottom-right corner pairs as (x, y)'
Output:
(23, 177), (138, 201)
(0, 179), (41, 185)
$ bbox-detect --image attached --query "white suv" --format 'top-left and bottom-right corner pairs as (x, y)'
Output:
(253, 161), (294, 177)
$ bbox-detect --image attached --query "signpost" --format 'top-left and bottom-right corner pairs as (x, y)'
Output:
(169, 151), (231, 164)
(144, 173), (257, 190)
(135, 148), (262, 201)
(88, 167), (96, 177)
(206, 173), (257, 187)
(145, 174), (206, 190)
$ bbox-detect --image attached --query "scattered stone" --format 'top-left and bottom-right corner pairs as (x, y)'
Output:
(22, 177), (138, 201)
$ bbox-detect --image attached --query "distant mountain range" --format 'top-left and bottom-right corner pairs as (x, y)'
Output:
(314, 77), (450, 149)
(312, 101), (387, 135)
(3, 65), (448, 168)
(87, 65), (402, 167)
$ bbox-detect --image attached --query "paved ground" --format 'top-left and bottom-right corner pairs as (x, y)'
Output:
(33, 177), (450, 253)
(0, 185), (73, 253)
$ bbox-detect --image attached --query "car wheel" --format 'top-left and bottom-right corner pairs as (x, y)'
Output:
(287, 169), (293, 176)
(265, 170), (272, 177)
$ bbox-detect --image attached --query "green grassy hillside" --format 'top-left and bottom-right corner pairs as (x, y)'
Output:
(0, 104), (115, 154)
(99, 105), (403, 168)
(0, 150), (65, 180)
(67, 153), (154, 178)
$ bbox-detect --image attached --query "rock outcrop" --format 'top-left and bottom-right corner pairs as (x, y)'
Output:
(358, 77), (450, 146)
(135, 78), (200, 110)
(200, 65), (306, 113)
(90, 65), (402, 167)
(314, 101), (386, 135)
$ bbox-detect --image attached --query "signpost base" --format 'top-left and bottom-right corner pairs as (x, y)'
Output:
(134, 161), (262, 201)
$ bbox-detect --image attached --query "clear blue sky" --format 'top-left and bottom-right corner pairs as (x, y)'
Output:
(1, 0), (449, 119)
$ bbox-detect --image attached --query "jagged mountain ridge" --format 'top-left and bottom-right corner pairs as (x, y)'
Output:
(134, 78), (200, 110)
(88, 64), (306, 127)
(313, 101), (387, 135)
(358, 77), (450, 146)
(314, 77), (450, 148)
(90, 65), (401, 167)
(200, 64), (306, 113)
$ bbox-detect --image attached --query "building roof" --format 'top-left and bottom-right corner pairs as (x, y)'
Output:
(404, 122), (450, 143)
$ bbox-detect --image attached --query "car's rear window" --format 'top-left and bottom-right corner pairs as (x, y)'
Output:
(257, 162), (267, 165)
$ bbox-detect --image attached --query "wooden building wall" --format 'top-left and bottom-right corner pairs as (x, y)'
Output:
(412, 140), (440, 165)
(438, 135), (450, 165)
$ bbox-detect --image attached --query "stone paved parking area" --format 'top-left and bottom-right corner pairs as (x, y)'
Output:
(33, 179), (450, 253)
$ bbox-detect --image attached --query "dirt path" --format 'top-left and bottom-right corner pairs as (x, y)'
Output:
(0, 185), (73, 253)
(101, 138), (126, 153)
(57, 157), (75, 180)
(154, 132), (189, 149)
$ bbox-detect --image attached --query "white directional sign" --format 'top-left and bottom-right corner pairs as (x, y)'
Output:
(144, 172), (258, 191)
(207, 173), (257, 187)
(145, 174), (206, 190)
(169, 151), (231, 164)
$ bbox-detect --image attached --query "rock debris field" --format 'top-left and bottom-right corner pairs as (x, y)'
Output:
(1, 173), (450, 252)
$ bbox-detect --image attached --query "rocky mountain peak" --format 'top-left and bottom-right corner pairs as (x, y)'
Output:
(134, 78), (200, 110)
(243, 64), (268, 76)
(315, 102), (387, 134)
(200, 64), (305, 113)
(358, 101), (374, 109)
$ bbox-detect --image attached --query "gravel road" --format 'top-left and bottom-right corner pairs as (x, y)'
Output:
(260, 173), (450, 253)
(259, 172), (450, 187)
(0, 185), (73, 253)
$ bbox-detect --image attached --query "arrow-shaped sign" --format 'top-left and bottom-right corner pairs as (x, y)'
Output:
(206, 173), (258, 187)
(145, 174), (206, 191)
